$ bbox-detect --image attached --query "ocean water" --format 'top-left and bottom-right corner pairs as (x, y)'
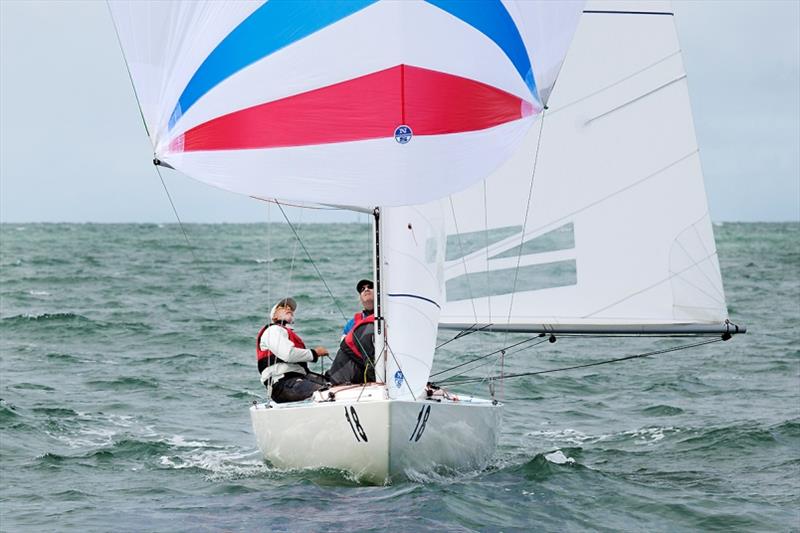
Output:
(0, 222), (797, 532)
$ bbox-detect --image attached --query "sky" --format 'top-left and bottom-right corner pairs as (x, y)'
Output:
(0, 0), (798, 223)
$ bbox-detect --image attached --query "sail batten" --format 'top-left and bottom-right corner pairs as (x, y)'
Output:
(439, 0), (731, 331)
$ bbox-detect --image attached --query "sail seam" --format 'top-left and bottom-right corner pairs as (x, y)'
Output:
(447, 151), (701, 276)
(688, 217), (726, 301)
(671, 243), (726, 304)
(669, 268), (726, 307)
(500, 150), (700, 259)
(585, 75), (687, 125)
(584, 249), (720, 320)
(547, 51), (680, 117)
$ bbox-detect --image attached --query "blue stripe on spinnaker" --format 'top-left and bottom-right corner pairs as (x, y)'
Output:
(424, 0), (538, 100)
(169, 0), (377, 130)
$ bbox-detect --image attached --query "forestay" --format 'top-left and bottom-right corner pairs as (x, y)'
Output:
(108, 0), (584, 208)
(440, 0), (731, 334)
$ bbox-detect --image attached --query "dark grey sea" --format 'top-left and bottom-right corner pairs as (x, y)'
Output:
(1, 222), (798, 532)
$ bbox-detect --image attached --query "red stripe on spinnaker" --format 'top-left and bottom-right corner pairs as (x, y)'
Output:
(170, 65), (532, 152)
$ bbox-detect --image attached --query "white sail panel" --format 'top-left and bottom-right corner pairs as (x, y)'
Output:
(381, 202), (446, 399)
(439, 1), (729, 330)
(109, 0), (584, 207)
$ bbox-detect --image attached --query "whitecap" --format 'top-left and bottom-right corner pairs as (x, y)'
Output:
(544, 450), (575, 464)
(28, 290), (50, 296)
(167, 435), (214, 448)
(158, 447), (270, 480)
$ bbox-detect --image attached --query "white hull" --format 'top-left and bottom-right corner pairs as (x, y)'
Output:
(250, 385), (502, 484)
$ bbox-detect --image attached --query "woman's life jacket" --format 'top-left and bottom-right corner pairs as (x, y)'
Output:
(256, 323), (316, 383)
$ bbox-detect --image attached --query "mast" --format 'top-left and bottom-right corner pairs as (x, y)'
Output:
(372, 207), (386, 384)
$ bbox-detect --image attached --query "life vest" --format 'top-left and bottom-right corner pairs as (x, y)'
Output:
(344, 314), (375, 360)
(256, 323), (308, 374)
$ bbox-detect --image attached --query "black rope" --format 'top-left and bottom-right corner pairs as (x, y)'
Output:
(430, 334), (547, 378)
(435, 323), (494, 350)
(439, 337), (725, 385)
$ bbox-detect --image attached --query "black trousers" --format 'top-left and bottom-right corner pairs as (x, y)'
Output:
(269, 372), (328, 403)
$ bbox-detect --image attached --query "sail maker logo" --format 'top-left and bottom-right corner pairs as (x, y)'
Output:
(444, 222), (578, 301)
(394, 125), (413, 144)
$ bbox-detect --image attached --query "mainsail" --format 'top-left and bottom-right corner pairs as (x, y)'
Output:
(439, 0), (733, 335)
(108, 0), (584, 207)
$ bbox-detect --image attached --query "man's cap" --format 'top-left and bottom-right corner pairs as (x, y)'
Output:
(270, 297), (297, 320)
(356, 279), (374, 293)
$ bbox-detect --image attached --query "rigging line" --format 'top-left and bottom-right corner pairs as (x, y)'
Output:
(106, 1), (150, 139)
(448, 197), (481, 325)
(266, 202), (272, 313)
(431, 335), (546, 378)
(275, 201), (348, 321)
(384, 339), (417, 401)
(154, 165), (222, 321)
(285, 203), (303, 304)
(483, 180), (492, 322)
(441, 337), (725, 385)
(250, 196), (342, 210)
(436, 323), (494, 350)
(354, 337), (386, 403)
(482, 179), (493, 394)
(532, 333), (722, 339)
(436, 338), (550, 383)
(504, 109), (548, 347)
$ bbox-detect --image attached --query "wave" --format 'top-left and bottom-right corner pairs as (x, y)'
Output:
(641, 404), (685, 416)
(0, 399), (20, 422)
(9, 382), (56, 391)
(34, 439), (172, 465)
(502, 447), (585, 481)
(158, 448), (271, 481)
(85, 377), (159, 390)
(28, 290), (51, 296)
(675, 422), (788, 452)
(44, 352), (83, 363)
(2, 312), (92, 323)
(31, 407), (80, 417)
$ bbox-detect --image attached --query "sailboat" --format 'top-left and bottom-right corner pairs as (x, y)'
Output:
(109, 0), (744, 484)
